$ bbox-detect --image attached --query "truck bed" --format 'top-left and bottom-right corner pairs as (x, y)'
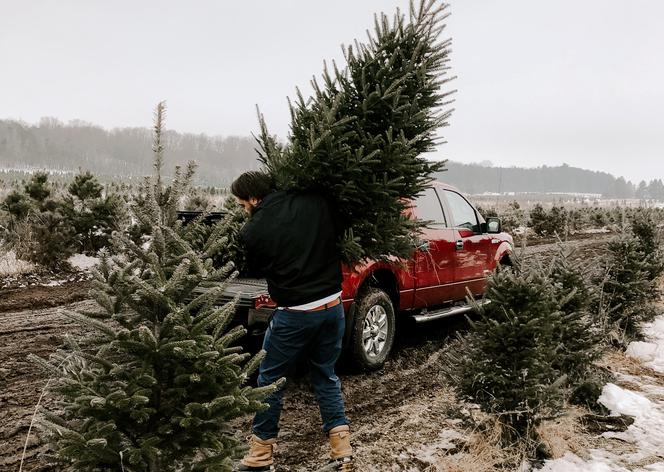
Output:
(193, 277), (268, 308)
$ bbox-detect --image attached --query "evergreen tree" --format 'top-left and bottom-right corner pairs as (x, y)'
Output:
(23, 207), (76, 270)
(442, 249), (604, 454)
(596, 232), (657, 344)
(548, 206), (568, 236)
(183, 196), (248, 275)
(0, 173), (77, 269)
(502, 200), (525, 233)
(443, 259), (567, 448)
(257, 0), (453, 264)
(62, 170), (126, 254)
(184, 192), (213, 212)
(629, 209), (664, 281)
(548, 246), (601, 382)
(31, 102), (280, 471)
(1, 190), (32, 223)
(24, 171), (51, 204)
(528, 203), (548, 236)
(68, 170), (104, 201)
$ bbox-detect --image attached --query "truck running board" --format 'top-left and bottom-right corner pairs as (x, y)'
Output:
(412, 299), (490, 323)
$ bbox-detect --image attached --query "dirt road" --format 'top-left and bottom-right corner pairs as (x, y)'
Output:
(0, 235), (613, 471)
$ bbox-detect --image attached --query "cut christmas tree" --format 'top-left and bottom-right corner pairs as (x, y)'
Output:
(257, 0), (454, 264)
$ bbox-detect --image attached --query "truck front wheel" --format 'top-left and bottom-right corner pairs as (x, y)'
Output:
(349, 288), (396, 371)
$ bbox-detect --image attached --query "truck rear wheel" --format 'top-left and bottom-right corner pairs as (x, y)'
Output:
(350, 288), (396, 371)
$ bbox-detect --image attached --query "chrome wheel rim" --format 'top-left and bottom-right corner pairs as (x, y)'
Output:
(362, 304), (389, 358)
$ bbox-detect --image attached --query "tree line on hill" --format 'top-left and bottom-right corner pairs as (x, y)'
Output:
(0, 118), (261, 186)
(438, 162), (664, 199)
(1, 118), (662, 199)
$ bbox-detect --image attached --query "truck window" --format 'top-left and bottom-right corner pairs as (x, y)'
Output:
(415, 187), (447, 227)
(444, 190), (480, 233)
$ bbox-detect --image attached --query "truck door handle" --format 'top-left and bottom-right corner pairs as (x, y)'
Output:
(455, 239), (464, 250)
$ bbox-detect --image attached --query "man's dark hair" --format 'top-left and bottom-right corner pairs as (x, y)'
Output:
(230, 171), (274, 201)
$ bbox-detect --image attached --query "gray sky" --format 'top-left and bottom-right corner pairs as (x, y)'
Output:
(1, 0), (662, 183)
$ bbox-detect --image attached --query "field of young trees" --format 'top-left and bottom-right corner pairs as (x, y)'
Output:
(1, 153), (663, 471)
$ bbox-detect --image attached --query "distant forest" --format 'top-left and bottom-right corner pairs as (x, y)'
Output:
(438, 162), (664, 199)
(1, 118), (662, 199)
(0, 118), (261, 186)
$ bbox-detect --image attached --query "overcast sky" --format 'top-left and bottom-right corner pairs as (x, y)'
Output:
(1, 0), (662, 183)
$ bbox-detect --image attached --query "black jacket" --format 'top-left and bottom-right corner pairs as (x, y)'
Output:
(240, 191), (343, 306)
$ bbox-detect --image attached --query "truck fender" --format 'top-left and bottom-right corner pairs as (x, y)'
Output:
(494, 241), (513, 265)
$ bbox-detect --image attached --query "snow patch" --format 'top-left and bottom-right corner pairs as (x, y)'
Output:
(627, 318), (664, 372)
(44, 279), (65, 287)
(581, 227), (611, 234)
(414, 429), (464, 463)
(598, 383), (653, 418)
(541, 451), (629, 472)
(542, 314), (664, 471)
(0, 250), (35, 276)
(67, 253), (100, 271)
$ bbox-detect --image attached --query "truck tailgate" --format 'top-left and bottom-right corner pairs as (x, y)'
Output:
(193, 278), (268, 308)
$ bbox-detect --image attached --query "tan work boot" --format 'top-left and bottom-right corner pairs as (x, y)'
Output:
(328, 425), (353, 471)
(235, 435), (277, 471)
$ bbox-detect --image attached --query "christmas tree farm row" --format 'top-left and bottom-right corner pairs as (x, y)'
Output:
(442, 210), (664, 464)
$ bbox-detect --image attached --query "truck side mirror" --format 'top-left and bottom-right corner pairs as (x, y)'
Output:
(487, 217), (502, 234)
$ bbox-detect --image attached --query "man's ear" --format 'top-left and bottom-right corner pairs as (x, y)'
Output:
(249, 197), (260, 206)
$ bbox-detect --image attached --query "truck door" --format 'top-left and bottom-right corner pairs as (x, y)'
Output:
(412, 187), (456, 308)
(441, 189), (492, 299)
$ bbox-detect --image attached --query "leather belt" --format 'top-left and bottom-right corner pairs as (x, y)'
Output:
(285, 297), (342, 313)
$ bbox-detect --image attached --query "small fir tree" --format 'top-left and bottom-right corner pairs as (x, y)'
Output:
(528, 203), (548, 236)
(1, 190), (32, 222)
(183, 196), (248, 275)
(547, 246), (601, 383)
(502, 200), (525, 233)
(596, 231), (659, 344)
(548, 206), (568, 236)
(31, 102), (279, 471)
(0, 172), (77, 270)
(443, 259), (567, 448)
(24, 207), (76, 270)
(630, 210), (664, 281)
(24, 171), (52, 204)
(441, 252), (600, 452)
(62, 170), (126, 253)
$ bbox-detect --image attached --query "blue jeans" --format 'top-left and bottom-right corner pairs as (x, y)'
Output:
(252, 303), (349, 440)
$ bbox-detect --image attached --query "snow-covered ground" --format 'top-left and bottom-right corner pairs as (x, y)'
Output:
(0, 250), (34, 276)
(542, 316), (664, 472)
(68, 253), (100, 271)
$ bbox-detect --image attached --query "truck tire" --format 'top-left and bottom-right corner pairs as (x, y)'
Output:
(349, 288), (396, 371)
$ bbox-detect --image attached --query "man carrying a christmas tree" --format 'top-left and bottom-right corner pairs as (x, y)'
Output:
(231, 171), (353, 471)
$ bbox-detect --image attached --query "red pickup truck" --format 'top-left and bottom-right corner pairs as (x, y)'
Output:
(183, 182), (513, 371)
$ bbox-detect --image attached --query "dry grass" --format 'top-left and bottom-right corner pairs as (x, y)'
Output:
(537, 407), (589, 459)
(0, 249), (34, 276)
(434, 415), (528, 472)
(433, 409), (591, 472)
(599, 349), (664, 383)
